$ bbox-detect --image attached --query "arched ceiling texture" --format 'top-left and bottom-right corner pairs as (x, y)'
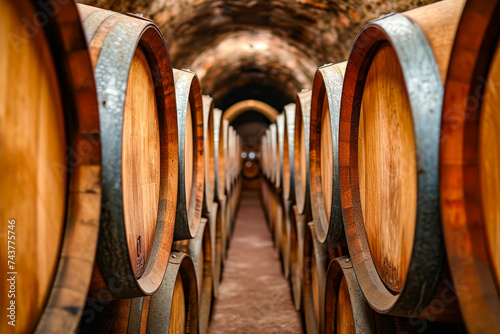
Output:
(78, 0), (432, 145)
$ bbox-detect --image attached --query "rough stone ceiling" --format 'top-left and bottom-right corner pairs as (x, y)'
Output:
(78, 0), (433, 109)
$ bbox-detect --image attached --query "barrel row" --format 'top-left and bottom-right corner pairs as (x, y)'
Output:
(0, 2), (242, 333)
(260, 0), (500, 332)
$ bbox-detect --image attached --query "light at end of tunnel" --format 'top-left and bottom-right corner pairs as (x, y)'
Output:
(242, 152), (248, 159)
(249, 151), (256, 160)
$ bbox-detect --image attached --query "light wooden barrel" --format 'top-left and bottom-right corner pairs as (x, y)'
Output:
(214, 111), (228, 201)
(274, 114), (285, 190)
(0, 1), (101, 332)
(209, 202), (222, 298)
(294, 90), (313, 218)
(202, 95), (215, 214)
(226, 125), (236, 194)
(303, 222), (328, 334)
(289, 205), (306, 311)
(324, 257), (377, 334)
(173, 69), (205, 240)
(440, 0), (500, 331)
(148, 251), (199, 334)
(282, 103), (296, 202)
(79, 4), (179, 298)
(309, 62), (347, 245)
(339, 0), (465, 319)
(174, 219), (212, 334)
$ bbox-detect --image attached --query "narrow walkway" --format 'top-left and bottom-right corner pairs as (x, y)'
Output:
(209, 191), (303, 333)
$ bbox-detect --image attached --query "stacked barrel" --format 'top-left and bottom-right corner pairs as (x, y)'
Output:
(260, 0), (500, 332)
(0, 2), (241, 333)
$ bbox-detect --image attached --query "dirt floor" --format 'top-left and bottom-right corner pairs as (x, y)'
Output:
(208, 191), (303, 334)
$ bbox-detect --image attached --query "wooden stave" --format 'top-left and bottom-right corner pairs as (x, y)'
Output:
(269, 123), (278, 185)
(173, 69), (205, 240)
(275, 113), (285, 190)
(309, 62), (347, 245)
(282, 103), (297, 202)
(303, 222), (328, 334)
(293, 89), (313, 218)
(79, 4), (178, 298)
(147, 251), (199, 333)
(440, 0), (500, 331)
(289, 205), (305, 311)
(202, 95), (216, 215)
(338, 1), (465, 317)
(324, 256), (376, 334)
(0, 1), (102, 332)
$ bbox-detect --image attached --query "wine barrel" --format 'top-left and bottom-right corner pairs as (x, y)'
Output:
(294, 89), (313, 218)
(324, 257), (376, 334)
(0, 1), (101, 332)
(242, 159), (260, 180)
(208, 202), (222, 298)
(289, 205), (305, 311)
(173, 69), (205, 240)
(263, 130), (271, 181)
(79, 4), (179, 298)
(148, 251), (199, 333)
(440, 0), (500, 331)
(281, 199), (293, 279)
(274, 114), (285, 190)
(269, 123), (278, 185)
(174, 219), (212, 334)
(309, 62), (347, 245)
(339, 0), (465, 319)
(202, 95), (215, 214)
(227, 125), (236, 194)
(213, 108), (225, 202)
(282, 103), (296, 202)
(303, 222), (328, 334)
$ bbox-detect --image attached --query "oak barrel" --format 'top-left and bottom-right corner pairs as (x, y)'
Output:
(324, 257), (376, 334)
(214, 110), (227, 201)
(148, 251), (199, 333)
(289, 205), (306, 311)
(202, 95), (215, 214)
(274, 114), (285, 190)
(269, 123), (278, 185)
(309, 62), (347, 244)
(173, 69), (205, 240)
(0, 1), (101, 332)
(282, 103), (296, 202)
(79, 4), (179, 298)
(293, 89), (313, 218)
(440, 0), (500, 331)
(208, 202), (223, 298)
(339, 0), (465, 318)
(303, 222), (328, 334)
(174, 218), (213, 334)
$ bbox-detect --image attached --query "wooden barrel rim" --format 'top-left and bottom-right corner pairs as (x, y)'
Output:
(269, 123), (278, 185)
(303, 222), (328, 333)
(325, 257), (376, 334)
(294, 90), (313, 218)
(202, 95), (215, 214)
(289, 205), (304, 311)
(10, 1), (103, 332)
(440, 0), (500, 331)
(309, 63), (346, 245)
(173, 69), (205, 240)
(147, 251), (199, 333)
(339, 13), (444, 315)
(80, 4), (178, 297)
(282, 103), (296, 202)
